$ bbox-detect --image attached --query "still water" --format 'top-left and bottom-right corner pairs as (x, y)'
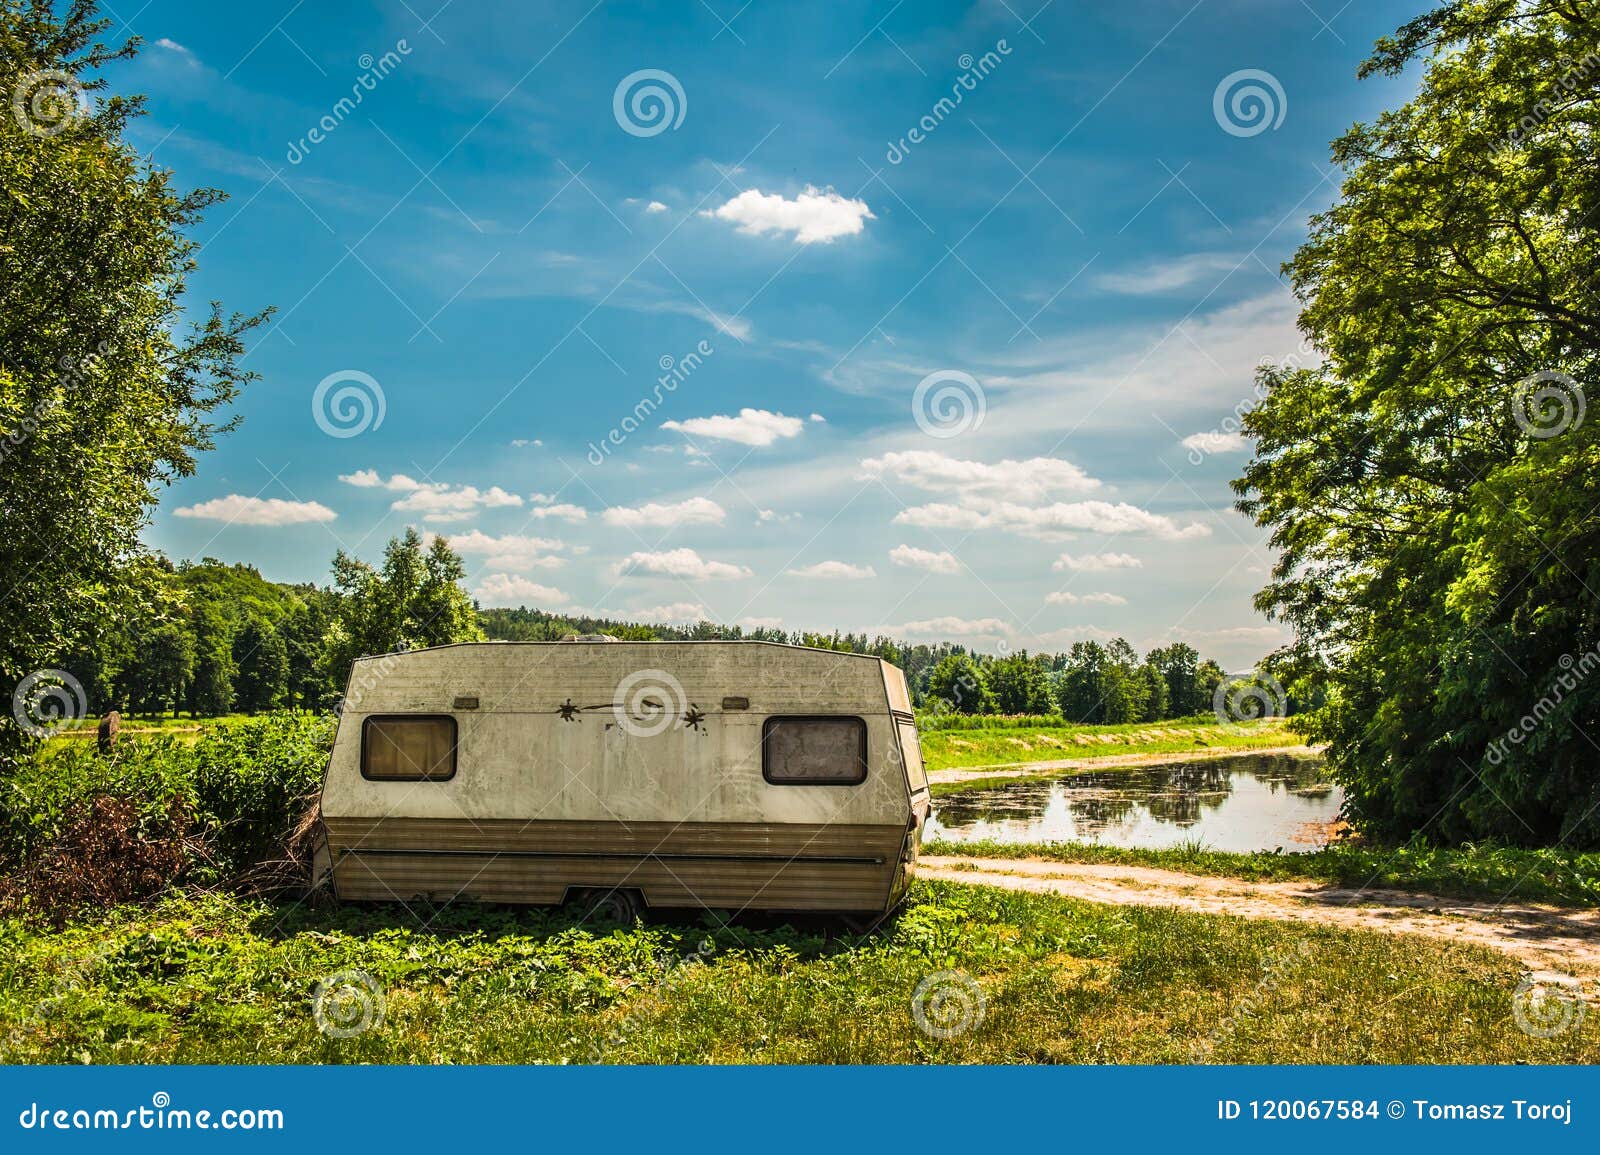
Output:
(926, 753), (1342, 852)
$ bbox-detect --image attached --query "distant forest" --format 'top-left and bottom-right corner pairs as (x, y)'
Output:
(60, 531), (1239, 725)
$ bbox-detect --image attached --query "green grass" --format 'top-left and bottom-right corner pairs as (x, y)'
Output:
(2, 881), (1592, 1064)
(920, 717), (1304, 773)
(923, 838), (1600, 908)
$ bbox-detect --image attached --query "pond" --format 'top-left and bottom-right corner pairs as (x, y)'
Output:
(926, 753), (1343, 853)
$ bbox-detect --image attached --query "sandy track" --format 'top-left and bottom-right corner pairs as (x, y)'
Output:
(928, 744), (1324, 784)
(918, 854), (1600, 983)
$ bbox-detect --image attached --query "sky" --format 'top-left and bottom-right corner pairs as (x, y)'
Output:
(111, 0), (1422, 670)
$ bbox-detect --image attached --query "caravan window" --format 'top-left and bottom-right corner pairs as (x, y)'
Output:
(762, 717), (868, 785)
(361, 715), (458, 781)
(895, 717), (928, 793)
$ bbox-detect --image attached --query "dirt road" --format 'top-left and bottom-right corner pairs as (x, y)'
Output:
(919, 854), (1600, 984)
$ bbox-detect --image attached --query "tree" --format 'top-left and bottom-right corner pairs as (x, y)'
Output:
(233, 615), (287, 712)
(1052, 641), (1105, 723)
(1147, 643), (1204, 716)
(186, 602), (234, 716)
(983, 652), (1054, 715)
(1234, 1), (1600, 846)
(325, 530), (484, 684)
(1137, 659), (1170, 722)
(121, 622), (193, 715)
(925, 654), (994, 715)
(0, 3), (264, 757)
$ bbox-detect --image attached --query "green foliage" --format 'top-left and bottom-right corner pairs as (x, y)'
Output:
(232, 616), (288, 713)
(983, 653), (1055, 715)
(121, 623), (193, 715)
(1235, 2), (1600, 846)
(0, 714), (332, 884)
(1, 880), (1590, 1063)
(0, 2), (266, 759)
(325, 529), (483, 679)
(925, 654), (995, 715)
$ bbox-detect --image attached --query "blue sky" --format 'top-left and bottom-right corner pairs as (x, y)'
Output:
(117, 0), (1420, 668)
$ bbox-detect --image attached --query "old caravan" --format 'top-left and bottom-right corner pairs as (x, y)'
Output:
(316, 639), (931, 919)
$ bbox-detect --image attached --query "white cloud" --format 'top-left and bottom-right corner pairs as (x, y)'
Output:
(526, 502), (588, 522)
(894, 498), (1210, 541)
(473, 574), (570, 607)
(613, 548), (752, 580)
(602, 497), (726, 529)
(1182, 430), (1250, 455)
(440, 530), (567, 571)
(340, 469), (423, 492)
(661, 408), (806, 447)
(787, 560), (877, 580)
(740, 615), (784, 629)
(859, 450), (1098, 502)
(755, 508), (799, 524)
(1053, 551), (1143, 572)
(707, 186), (874, 244)
(391, 483), (522, 523)
(173, 495), (336, 526)
(894, 616), (1015, 638)
(888, 544), (961, 574)
(809, 413), (826, 423)
(645, 200), (668, 213)
(511, 438), (543, 448)
(631, 602), (710, 623)
(1046, 591), (1128, 606)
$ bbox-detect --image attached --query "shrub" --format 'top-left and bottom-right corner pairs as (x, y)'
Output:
(0, 714), (333, 908)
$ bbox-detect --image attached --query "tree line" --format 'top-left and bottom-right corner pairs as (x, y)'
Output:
(59, 539), (1240, 724)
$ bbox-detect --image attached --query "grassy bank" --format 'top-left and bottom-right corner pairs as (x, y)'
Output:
(1, 880), (1591, 1064)
(923, 838), (1600, 908)
(919, 717), (1303, 772)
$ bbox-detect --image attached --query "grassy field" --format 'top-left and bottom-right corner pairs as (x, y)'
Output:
(923, 838), (1600, 908)
(918, 716), (1304, 772)
(2, 880), (1592, 1064)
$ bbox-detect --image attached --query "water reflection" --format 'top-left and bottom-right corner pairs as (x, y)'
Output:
(927, 753), (1342, 852)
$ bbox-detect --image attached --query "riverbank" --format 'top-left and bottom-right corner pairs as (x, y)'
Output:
(928, 742), (1323, 795)
(921, 838), (1600, 908)
(917, 856), (1600, 984)
(918, 717), (1303, 774)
